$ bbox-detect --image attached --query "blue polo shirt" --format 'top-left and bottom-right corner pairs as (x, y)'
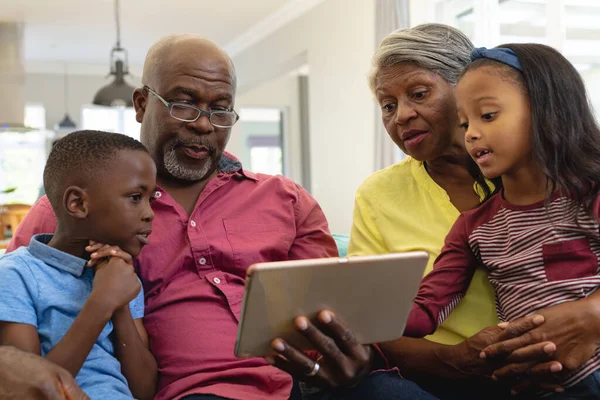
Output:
(0, 234), (144, 399)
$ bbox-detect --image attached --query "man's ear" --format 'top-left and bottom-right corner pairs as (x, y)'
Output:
(133, 88), (147, 123)
(63, 186), (89, 219)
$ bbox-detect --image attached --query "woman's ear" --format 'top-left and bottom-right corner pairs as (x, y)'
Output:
(63, 186), (89, 219)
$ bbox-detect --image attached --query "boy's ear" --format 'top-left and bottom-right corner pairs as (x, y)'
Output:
(63, 186), (89, 219)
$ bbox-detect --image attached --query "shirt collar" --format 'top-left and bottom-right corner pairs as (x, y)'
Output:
(152, 152), (259, 199)
(28, 234), (87, 277)
(219, 152), (258, 181)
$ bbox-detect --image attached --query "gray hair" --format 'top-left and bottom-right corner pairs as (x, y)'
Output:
(368, 23), (474, 92)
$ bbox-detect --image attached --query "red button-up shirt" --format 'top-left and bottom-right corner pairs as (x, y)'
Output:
(8, 153), (338, 400)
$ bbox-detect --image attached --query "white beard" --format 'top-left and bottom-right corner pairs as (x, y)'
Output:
(163, 147), (215, 181)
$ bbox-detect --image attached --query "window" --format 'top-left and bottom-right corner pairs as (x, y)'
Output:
(430, 0), (600, 119)
(24, 103), (46, 130)
(0, 131), (48, 205)
(81, 105), (140, 140)
(239, 108), (284, 175)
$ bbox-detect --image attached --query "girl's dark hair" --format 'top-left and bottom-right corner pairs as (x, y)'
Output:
(462, 43), (600, 210)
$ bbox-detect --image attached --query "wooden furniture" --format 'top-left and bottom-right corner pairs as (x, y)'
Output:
(0, 204), (32, 241)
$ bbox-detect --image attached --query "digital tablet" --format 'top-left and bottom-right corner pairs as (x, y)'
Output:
(235, 252), (429, 358)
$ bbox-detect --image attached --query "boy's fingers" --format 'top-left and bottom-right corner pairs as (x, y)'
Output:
(87, 246), (132, 266)
(85, 242), (104, 252)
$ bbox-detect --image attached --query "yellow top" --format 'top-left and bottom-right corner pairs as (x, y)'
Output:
(348, 157), (498, 344)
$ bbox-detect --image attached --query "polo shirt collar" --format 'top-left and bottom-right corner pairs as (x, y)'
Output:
(152, 152), (259, 200)
(28, 234), (87, 277)
(219, 152), (258, 181)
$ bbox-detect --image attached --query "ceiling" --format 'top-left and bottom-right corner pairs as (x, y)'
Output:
(0, 0), (297, 67)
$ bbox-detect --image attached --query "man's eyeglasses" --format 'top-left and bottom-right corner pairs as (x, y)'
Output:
(143, 86), (239, 128)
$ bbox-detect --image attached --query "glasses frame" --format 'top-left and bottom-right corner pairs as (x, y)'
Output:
(143, 85), (239, 128)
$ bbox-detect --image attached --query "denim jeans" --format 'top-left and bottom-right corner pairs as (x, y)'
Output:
(290, 371), (439, 400)
(543, 369), (600, 400)
(420, 378), (512, 400)
(421, 370), (600, 400)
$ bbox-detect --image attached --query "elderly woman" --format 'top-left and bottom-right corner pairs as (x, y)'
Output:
(273, 24), (600, 400)
(350, 23), (600, 397)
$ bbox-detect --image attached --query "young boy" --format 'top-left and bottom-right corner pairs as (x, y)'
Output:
(0, 130), (157, 399)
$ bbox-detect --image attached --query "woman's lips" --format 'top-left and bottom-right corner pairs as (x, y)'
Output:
(401, 130), (428, 150)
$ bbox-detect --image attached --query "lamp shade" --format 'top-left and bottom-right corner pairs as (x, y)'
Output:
(92, 59), (135, 107)
(55, 113), (77, 130)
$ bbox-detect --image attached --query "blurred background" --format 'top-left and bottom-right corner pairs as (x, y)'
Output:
(0, 0), (598, 238)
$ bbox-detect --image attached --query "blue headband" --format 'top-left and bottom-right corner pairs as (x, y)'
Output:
(471, 47), (522, 71)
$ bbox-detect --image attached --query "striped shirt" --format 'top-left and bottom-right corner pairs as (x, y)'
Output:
(405, 190), (600, 389)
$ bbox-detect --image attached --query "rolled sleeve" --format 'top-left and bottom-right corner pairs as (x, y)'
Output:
(289, 183), (339, 259)
(128, 278), (145, 319)
(0, 257), (39, 327)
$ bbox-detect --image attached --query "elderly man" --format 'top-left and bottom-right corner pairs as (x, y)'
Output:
(0, 346), (88, 400)
(7, 35), (434, 400)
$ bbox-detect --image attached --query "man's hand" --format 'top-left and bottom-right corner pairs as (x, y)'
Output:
(266, 310), (373, 388)
(0, 346), (89, 400)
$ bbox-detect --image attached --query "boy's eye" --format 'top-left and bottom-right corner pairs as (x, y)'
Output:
(149, 196), (156, 203)
(129, 194), (142, 202)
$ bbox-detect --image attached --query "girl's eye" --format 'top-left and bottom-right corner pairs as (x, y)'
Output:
(482, 112), (497, 121)
(459, 121), (469, 130)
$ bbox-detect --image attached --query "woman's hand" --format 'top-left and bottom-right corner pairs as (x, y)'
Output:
(481, 298), (600, 395)
(266, 310), (374, 388)
(442, 314), (551, 379)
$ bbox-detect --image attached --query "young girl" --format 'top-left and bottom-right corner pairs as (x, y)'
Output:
(404, 43), (600, 398)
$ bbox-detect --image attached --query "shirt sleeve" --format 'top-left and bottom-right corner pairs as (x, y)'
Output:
(6, 196), (57, 253)
(128, 278), (145, 319)
(347, 191), (388, 257)
(404, 215), (477, 338)
(0, 256), (39, 327)
(288, 183), (339, 260)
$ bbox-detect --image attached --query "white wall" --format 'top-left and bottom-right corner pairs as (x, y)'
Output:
(233, 74), (302, 185)
(581, 67), (600, 120)
(24, 73), (141, 129)
(232, 0), (376, 235)
(409, 0), (436, 26)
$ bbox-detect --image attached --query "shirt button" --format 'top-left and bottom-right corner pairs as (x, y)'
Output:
(155, 191), (162, 198)
(190, 220), (197, 227)
(213, 277), (221, 284)
(198, 258), (207, 265)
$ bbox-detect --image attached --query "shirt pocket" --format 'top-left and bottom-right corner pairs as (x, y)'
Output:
(542, 238), (599, 282)
(222, 217), (293, 277)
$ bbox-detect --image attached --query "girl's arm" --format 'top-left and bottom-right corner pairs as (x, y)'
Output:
(404, 214), (478, 337)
